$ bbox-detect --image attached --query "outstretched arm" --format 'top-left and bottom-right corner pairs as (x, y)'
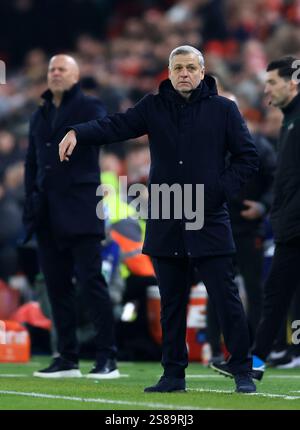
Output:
(59, 96), (149, 161)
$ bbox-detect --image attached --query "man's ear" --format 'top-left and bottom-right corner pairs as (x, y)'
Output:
(201, 67), (205, 79)
(290, 78), (299, 92)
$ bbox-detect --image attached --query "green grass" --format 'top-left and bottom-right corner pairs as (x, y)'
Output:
(0, 356), (300, 409)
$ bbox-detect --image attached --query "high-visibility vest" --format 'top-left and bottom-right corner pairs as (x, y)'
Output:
(110, 229), (155, 277)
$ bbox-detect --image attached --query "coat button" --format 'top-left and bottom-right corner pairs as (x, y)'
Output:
(187, 252), (191, 256)
(46, 142), (51, 147)
(179, 160), (183, 165)
(45, 165), (51, 170)
(174, 252), (178, 256)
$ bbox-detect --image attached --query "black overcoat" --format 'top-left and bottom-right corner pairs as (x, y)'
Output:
(270, 93), (300, 243)
(70, 76), (259, 257)
(24, 83), (107, 242)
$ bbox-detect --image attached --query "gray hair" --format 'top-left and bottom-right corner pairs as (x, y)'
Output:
(169, 45), (205, 69)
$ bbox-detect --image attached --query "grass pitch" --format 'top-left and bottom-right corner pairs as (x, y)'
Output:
(0, 356), (300, 410)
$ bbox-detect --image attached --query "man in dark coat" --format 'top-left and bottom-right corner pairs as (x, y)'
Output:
(24, 54), (119, 379)
(212, 56), (300, 382)
(250, 56), (300, 378)
(59, 46), (259, 393)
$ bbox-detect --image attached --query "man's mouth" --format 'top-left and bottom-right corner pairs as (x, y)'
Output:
(265, 95), (272, 104)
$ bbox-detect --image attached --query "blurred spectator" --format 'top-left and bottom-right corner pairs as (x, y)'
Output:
(260, 107), (283, 148)
(23, 49), (48, 83)
(126, 141), (150, 186)
(0, 130), (23, 176)
(100, 151), (125, 177)
(0, 179), (23, 280)
(4, 161), (25, 207)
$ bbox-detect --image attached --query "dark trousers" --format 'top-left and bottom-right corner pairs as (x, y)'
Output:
(270, 286), (300, 352)
(207, 234), (264, 354)
(252, 240), (300, 360)
(152, 255), (252, 378)
(37, 230), (117, 364)
(234, 234), (264, 338)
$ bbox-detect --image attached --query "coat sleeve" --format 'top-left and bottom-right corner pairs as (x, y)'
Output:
(24, 115), (37, 197)
(221, 101), (259, 200)
(68, 96), (149, 145)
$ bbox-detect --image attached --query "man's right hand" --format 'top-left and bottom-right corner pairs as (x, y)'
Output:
(240, 200), (265, 220)
(59, 129), (77, 162)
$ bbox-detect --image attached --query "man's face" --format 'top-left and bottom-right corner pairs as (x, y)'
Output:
(169, 53), (204, 96)
(47, 56), (79, 94)
(264, 69), (295, 108)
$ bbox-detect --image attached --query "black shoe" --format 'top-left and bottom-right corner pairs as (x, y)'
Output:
(86, 358), (120, 379)
(234, 373), (256, 393)
(33, 357), (82, 378)
(210, 359), (264, 382)
(267, 348), (300, 368)
(144, 376), (186, 393)
(210, 360), (233, 378)
(251, 369), (264, 381)
(267, 349), (288, 363)
(209, 353), (224, 365)
(268, 353), (300, 369)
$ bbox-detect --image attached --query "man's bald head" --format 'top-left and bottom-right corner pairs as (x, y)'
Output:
(48, 54), (80, 96)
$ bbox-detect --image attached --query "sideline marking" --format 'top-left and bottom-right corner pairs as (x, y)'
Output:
(0, 390), (218, 410)
(184, 374), (300, 379)
(190, 387), (300, 400)
(0, 373), (129, 378)
(267, 375), (300, 379)
(0, 374), (27, 378)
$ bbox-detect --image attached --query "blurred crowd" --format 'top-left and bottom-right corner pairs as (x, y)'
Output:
(1, 0), (300, 358)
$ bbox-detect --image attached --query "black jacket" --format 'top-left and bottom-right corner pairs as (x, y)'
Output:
(23, 83), (107, 242)
(271, 93), (300, 243)
(228, 133), (276, 237)
(70, 76), (259, 257)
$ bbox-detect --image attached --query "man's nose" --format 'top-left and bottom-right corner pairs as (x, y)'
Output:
(179, 68), (188, 76)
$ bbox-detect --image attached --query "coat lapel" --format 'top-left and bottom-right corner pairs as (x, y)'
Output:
(39, 84), (82, 136)
(52, 90), (81, 132)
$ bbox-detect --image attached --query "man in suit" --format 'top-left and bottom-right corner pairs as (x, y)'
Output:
(58, 46), (258, 393)
(211, 56), (300, 382)
(24, 54), (119, 378)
